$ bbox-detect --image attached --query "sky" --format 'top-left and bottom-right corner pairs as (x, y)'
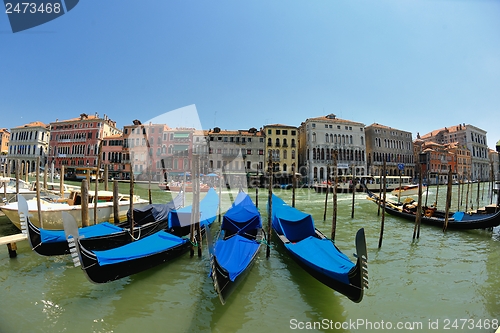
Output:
(1, 0), (500, 149)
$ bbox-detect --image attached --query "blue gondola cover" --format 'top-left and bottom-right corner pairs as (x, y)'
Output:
(92, 231), (186, 266)
(221, 192), (262, 234)
(270, 195), (315, 242)
(168, 188), (219, 228)
(214, 235), (260, 281)
(285, 236), (354, 285)
(40, 222), (123, 244)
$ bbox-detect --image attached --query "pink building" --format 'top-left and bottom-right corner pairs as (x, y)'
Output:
(48, 113), (121, 172)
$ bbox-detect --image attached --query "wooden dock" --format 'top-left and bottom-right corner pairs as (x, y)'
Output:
(0, 233), (27, 258)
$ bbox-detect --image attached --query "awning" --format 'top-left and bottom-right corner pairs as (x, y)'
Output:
(173, 145), (189, 151)
(173, 133), (190, 138)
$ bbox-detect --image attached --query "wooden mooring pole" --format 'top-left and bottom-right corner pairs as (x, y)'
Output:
(378, 160), (387, 248)
(113, 180), (120, 224)
(36, 157), (43, 229)
(413, 162), (424, 240)
(351, 177), (356, 219)
(60, 165), (64, 198)
(267, 158), (273, 258)
(331, 150), (338, 241)
(81, 179), (89, 228)
(129, 167), (135, 239)
(104, 164), (109, 191)
(292, 163), (296, 208)
(443, 166), (453, 232)
(323, 173), (329, 221)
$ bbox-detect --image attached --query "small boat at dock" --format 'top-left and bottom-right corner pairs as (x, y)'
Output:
(366, 188), (500, 230)
(0, 189), (149, 230)
(391, 184), (426, 197)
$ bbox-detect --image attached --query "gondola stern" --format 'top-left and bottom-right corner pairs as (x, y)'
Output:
(17, 194), (35, 249)
(351, 228), (368, 303)
(62, 212), (83, 268)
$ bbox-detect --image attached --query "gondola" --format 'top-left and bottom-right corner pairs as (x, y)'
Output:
(64, 189), (219, 284)
(210, 191), (264, 305)
(17, 191), (184, 256)
(268, 195), (368, 303)
(365, 188), (500, 230)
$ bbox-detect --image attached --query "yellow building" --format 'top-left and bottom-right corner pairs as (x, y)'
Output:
(263, 124), (298, 185)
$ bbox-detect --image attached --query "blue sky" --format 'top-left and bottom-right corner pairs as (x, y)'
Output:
(1, 0), (500, 148)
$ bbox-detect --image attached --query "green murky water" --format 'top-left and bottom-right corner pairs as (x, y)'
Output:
(1, 182), (499, 332)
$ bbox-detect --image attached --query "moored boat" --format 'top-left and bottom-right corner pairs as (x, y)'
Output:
(64, 189), (219, 284)
(391, 184), (426, 197)
(0, 189), (149, 230)
(366, 188), (500, 230)
(18, 191), (184, 256)
(210, 191), (263, 305)
(269, 195), (368, 303)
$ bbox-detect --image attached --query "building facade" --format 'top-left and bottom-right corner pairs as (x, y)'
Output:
(7, 121), (50, 174)
(101, 134), (124, 180)
(365, 123), (415, 178)
(263, 124), (298, 185)
(48, 113), (121, 172)
(298, 114), (367, 184)
(0, 128), (10, 173)
(206, 127), (265, 187)
(420, 124), (489, 181)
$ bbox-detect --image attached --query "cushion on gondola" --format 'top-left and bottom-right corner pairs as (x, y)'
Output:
(40, 222), (123, 244)
(92, 230), (186, 266)
(285, 236), (355, 285)
(214, 234), (260, 281)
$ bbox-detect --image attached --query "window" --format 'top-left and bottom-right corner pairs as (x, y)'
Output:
(276, 130), (281, 135)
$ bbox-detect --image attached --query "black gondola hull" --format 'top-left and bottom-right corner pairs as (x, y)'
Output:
(78, 240), (191, 284)
(384, 205), (500, 230)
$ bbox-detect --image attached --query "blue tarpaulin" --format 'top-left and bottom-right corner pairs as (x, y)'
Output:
(168, 188), (219, 228)
(93, 230), (186, 266)
(452, 211), (465, 222)
(221, 192), (262, 234)
(40, 222), (123, 244)
(270, 195), (315, 242)
(214, 235), (260, 281)
(270, 194), (355, 285)
(285, 236), (355, 285)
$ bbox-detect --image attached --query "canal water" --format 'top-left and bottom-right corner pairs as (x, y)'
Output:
(0, 182), (499, 332)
